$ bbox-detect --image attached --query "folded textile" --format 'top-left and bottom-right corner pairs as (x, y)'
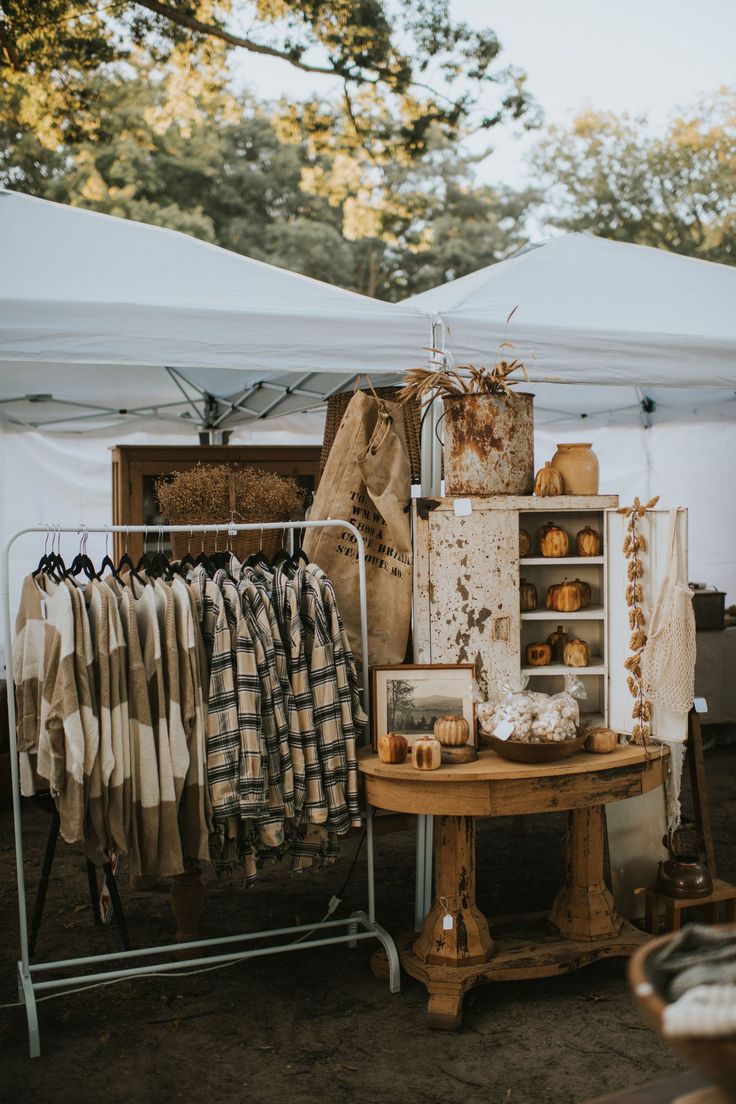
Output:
(648, 924), (736, 1002)
(662, 983), (736, 1038)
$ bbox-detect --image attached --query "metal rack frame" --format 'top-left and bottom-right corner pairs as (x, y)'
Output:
(2, 519), (400, 1058)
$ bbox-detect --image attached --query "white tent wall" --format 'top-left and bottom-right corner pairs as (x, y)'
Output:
(536, 420), (736, 605)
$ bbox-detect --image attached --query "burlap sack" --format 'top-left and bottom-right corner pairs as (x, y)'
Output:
(303, 390), (412, 672)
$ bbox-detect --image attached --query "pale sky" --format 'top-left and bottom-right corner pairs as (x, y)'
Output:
(231, 0), (736, 187)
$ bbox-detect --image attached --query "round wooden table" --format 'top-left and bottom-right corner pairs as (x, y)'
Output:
(359, 744), (667, 1030)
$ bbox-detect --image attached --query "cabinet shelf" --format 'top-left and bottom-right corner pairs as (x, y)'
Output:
(521, 605), (605, 621)
(521, 556), (604, 565)
(522, 658), (605, 676)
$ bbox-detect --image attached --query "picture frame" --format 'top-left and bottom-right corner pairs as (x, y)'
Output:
(371, 664), (476, 749)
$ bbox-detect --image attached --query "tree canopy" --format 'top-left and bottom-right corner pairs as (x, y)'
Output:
(533, 91), (736, 265)
(0, 0), (534, 159)
(0, 53), (535, 299)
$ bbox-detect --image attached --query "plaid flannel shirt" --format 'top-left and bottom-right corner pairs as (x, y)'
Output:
(307, 564), (365, 829)
(298, 568), (350, 836)
(272, 565), (327, 825)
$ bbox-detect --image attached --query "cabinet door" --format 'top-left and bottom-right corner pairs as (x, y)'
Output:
(413, 503), (520, 695)
(606, 508), (688, 742)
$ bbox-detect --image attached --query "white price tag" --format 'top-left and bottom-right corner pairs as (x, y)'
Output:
(442, 913), (454, 931)
(493, 719), (514, 742)
(693, 697), (708, 715)
(453, 498), (472, 517)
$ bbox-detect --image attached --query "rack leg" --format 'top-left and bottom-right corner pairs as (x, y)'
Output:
(103, 861), (131, 951)
(17, 963), (40, 1059)
(349, 910), (401, 994)
(29, 810), (60, 956)
(86, 861), (102, 926)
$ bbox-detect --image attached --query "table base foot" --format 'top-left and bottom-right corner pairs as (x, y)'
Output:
(401, 914), (651, 1030)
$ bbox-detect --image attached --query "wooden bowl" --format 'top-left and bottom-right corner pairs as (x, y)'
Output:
(483, 732), (587, 763)
(629, 931), (736, 1096)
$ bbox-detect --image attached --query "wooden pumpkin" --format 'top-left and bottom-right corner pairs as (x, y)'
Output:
(377, 732), (408, 764)
(547, 580), (582, 612)
(520, 578), (537, 612)
(412, 736), (442, 771)
(573, 577), (592, 607)
(519, 528), (531, 558)
(575, 525), (601, 557)
(434, 714), (469, 747)
(585, 727), (618, 754)
(539, 522), (569, 558)
(563, 638), (590, 668)
(526, 641), (552, 666)
(534, 462), (564, 497)
(547, 625), (570, 663)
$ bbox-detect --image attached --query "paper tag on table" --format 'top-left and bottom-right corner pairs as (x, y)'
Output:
(442, 914), (454, 930)
(493, 719), (514, 742)
(453, 498), (472, 517)
(693, 697), (708, 714)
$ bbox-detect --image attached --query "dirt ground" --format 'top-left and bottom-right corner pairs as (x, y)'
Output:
(0, 740), (734, 1104)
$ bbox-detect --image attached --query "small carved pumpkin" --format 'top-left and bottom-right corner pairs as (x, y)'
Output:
(526, 641), (552, 666)
(547, 624), (570, 662)
(519, 528), (531, 558)
(377, 732), (408, 764)
(539, 522), (569, 558)
(520, 578), (537, 612)
(563, 638), (590, 667)
(585, 727), (618, 754)
(412, 736), (442, 771)
(575, 526), (601, 557)
(573, 577), (592, 607)
(434, 714), (469, 747)
(534, 462), (564, 497)
(547, 580), (582, 612)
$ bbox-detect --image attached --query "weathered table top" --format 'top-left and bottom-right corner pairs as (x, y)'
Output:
(358, 744), (668, 816)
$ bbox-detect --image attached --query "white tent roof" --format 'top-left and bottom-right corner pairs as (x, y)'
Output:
(407, 234), (736, 425)
(0, 190), (430, 430)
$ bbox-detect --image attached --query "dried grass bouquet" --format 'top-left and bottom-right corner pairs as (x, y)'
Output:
(156, 464), (305, 523)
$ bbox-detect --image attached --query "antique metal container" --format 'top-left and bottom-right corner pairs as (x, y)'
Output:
(442, 392), (534, 495)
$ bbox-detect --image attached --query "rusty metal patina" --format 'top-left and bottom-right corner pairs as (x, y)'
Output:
(443, 392), (534, 496)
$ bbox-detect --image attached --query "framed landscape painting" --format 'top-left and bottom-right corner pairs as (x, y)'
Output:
(371, 664), (476, 748)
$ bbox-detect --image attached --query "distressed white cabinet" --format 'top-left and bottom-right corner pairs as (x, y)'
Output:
(413, 496), (688, 742)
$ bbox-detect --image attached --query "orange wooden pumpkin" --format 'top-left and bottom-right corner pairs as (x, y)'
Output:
(519, 528), (531, 558)
(563, 638), (590, 668)
(539, 523), (569, 558)
(547, 580), (582, 613)
(377, 732), (408, 764)
(547, 625), (570, 662)
(575, 526), (601, 557)
(520, 578), (537, 612)
(434, 715), (470, 747)
(534, 462), (564, 497)
(412, 736), (442, 771)
(526, 641), (552, 666)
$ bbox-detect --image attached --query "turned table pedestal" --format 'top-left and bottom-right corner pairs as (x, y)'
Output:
(359, 744), (667, 1030)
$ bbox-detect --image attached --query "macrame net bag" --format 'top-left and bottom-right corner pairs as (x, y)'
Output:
(640, 508), (696, 716)
(639, 508), (696, 837)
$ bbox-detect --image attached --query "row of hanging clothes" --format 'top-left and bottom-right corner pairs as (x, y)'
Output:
(13, 527), (366, 883)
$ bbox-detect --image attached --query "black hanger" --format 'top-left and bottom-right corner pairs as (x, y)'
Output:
(33, 528), (55, 579)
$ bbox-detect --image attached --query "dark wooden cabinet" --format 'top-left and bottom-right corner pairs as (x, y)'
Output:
(111, 445), (321, 561)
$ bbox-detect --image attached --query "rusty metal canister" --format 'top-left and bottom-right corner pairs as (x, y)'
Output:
(442, 392), (534, 495)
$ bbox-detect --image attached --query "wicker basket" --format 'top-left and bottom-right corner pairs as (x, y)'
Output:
(170, 520), (283, 562)
(320, 386), (422, 482)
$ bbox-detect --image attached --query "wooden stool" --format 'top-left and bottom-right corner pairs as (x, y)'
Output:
(645, 880), (736, 934)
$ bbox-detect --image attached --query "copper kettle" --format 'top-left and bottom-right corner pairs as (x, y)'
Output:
(655, 853), (713, 899)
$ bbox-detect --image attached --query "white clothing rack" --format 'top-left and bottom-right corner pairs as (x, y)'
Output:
(2, 519), (400, 1058)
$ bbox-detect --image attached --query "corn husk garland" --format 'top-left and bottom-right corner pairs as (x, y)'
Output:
(618, 495), (660, 745)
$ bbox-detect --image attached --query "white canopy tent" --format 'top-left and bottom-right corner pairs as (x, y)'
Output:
(407, 233), (736, 427)
(0, 189), (429, 433)
(407, 234), (736, 602)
